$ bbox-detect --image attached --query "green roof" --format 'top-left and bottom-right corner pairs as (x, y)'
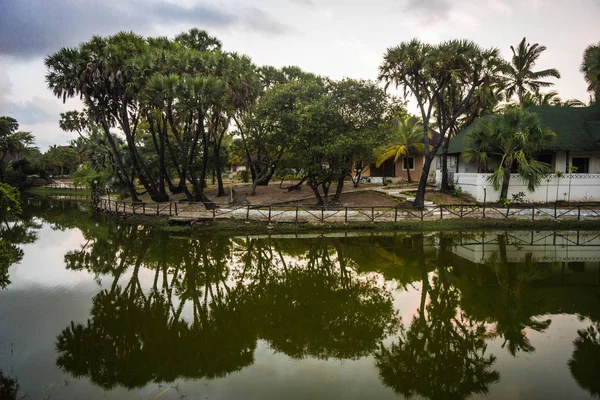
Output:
(448, 104), (600, 154)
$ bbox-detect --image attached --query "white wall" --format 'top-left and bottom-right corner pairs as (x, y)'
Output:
(454, 173), (600, 203)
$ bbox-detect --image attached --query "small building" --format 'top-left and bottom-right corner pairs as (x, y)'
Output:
(360, 129), (439, 184)
(439, 105), (600, 203)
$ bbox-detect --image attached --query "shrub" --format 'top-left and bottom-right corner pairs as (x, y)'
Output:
(239, 169), (250, 183)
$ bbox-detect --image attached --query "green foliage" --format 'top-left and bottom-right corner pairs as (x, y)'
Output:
(379, 39), (507, 206)
(511, 192), (526, 204)
(72, 163), (110, 190)
(0, 182), (21, 219)
(0, 116), (36, 182)
(239, 169), (250, 183)
(504, 37), (561, 105)
(41, 145), (78, 176)
(463, 108), (555, 200)
(581, 42), (600, 102)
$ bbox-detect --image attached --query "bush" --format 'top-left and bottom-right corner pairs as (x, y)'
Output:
(511, 191), (526, 204)
(72, 163), (110, 191)
(0, 183), (21, 219)
(239, 169), (250, 183)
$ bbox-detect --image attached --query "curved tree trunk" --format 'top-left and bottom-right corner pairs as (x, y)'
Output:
(500, 167), (511, 201)
(332, 175), (345, 202)
(98, 117), (140, 202)
(412, 154), (434, 207)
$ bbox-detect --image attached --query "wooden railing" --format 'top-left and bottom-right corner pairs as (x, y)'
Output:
(95, 197), (600, 223)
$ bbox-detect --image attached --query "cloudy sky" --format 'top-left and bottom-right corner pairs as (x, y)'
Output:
(0, 0), (598, 150)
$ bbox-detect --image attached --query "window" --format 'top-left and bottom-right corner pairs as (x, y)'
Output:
(536, 154), (553, 167)
(403, 157), (415, 170)
(571, 157), (589, 173)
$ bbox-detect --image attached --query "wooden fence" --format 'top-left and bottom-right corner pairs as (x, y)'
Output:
(95, 197), (600, 223)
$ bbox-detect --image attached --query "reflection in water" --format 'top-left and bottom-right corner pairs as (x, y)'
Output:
(0, 217), (39, 289)
(54, 226), (397, 389)
(569, 323), (600, 398)
(0, 371), (19, 400)
(2, 196), (600, 399)
(375, 236), (499, 399)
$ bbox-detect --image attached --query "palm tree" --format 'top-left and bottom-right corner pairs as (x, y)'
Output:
(581, 42), (600, 103)
(463, 108), (555, 201)
(375, 117), (424, 183)
(504, 38), (561, 105)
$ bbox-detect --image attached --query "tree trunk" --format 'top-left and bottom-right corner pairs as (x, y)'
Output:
(412, 154), (434, 207)
(333, 175), (345, 202)
(322, 183), (330, 207)
(213, 139), (225, 196)
(308, 179), (323, 206)
(156, 121), (168, 202)
(99, 118), (140, 202)
(257, 168), (275, 186)
(406, 161), (412, 183)
(440, 137), (451, 191)
(500, 167), (511, 201)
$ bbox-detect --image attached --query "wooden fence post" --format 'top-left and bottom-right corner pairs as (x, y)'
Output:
(394, 207), (398, 222)
(578, 205), (581, 220)
(268, 206), (272, 223)
(295, 206), (299, 224)
(439, 206), (443, 220)
(345, 207), (348, 223)
(371, 207), (374, 222)
(156, 203), (159, 216)
(143, 203), (146, 215)
(531, 205), (535, 222)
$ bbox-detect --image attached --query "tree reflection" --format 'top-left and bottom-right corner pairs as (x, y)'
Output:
(375, 235), (500, 399)
(0, 371), (19, 400)
(244, 237), (396, 360)
(0, 217), (39, 289)
(569, 323), (600, 398)
(456, 234), (552, 356)
(56, 231), (396, 389)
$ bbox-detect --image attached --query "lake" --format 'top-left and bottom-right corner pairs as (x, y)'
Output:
(0, 197), (599, 399)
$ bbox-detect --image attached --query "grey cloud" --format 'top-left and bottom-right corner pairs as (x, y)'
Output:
(0, 0), (289, 58)
(3, 96), (64, 125)
(404, 0), (452, 20)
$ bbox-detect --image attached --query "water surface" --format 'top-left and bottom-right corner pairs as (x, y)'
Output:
(0, 198), (599, 399)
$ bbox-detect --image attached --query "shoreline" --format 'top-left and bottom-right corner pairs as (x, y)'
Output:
(116, 213), (600, 234)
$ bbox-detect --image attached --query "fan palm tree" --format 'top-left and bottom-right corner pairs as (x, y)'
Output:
(504, 38), (561, 105)
(581, 42), (600, 103)
(463, 108), (555, 201)
(375, 117), (424, 183)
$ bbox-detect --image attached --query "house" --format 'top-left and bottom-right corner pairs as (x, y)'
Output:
(438, 104), (600, 203)
(360, 129), (440, 184)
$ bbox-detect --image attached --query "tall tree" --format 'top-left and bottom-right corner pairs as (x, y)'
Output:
(379, 39), (505, 206)
(0, 116), (35, 182)
(463, 108), (555, 201)
(504, 37), (561, 105)
(45, 33), (161, 201)
(375, 116), (424, 183)
(581, 42), (600, 103)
